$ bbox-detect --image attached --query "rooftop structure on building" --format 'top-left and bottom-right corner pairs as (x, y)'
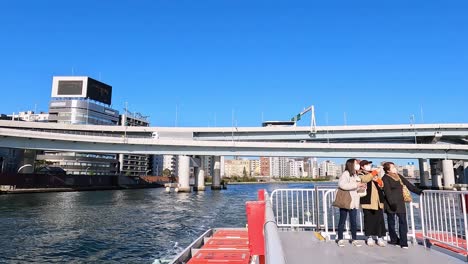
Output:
(51, 76), (112, 105)
(8, 111), (49, 122)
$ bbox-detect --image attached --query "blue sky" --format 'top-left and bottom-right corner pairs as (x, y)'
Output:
(0, 0), (467, 128)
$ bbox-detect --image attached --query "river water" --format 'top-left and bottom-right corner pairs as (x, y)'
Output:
(0, 183), (312, 263)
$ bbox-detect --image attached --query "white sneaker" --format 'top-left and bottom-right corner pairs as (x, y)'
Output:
(377, 238), (386, 247)
(352, 240), (363, 247)
(367, 237), (375, 246)
(337, 240), (346, 247)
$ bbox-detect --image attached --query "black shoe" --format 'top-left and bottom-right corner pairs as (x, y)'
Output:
(388, 240), (400, 246)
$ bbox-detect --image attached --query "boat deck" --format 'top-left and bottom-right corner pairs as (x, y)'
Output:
(278, 231), (465, 264)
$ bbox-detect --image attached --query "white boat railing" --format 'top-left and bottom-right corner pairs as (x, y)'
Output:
(270, 187), (334, 229)
(264, 192), (287, 264)
(321, 188), (418, 242)
(270, 187), (418, 243)
(420, 190), (468, 253)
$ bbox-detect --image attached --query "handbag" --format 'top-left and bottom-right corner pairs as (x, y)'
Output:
(333, 188), (352, 209)
(357, 186), (367, 197)
(398, 177), (412, 203)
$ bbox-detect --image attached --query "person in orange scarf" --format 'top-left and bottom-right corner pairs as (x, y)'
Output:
(359, 160), (387, 247)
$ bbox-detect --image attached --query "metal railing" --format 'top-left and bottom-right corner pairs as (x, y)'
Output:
(270, 187), (418, 243)
(270, 187), (335, 229)
(264, 192), (287, 264)
(321, 189), (418, 242)
(420, 190), (468, 253)
(321, 188), (365, 240)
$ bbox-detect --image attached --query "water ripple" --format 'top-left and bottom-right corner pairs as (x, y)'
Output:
(0, 183), (299, 263)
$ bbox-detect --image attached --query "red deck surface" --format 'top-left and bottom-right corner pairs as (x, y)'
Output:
(416, 231), (468, 256)
(187, 230), (251, 264)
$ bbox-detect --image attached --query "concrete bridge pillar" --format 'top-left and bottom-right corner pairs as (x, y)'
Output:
(430, 159), (442, 189)
(194, 156), (206, 191)
(177, 155), (191, 192)
(211, 156), (222, 190)
(418, 158), (430, 188)
(442, 160), (455, 189)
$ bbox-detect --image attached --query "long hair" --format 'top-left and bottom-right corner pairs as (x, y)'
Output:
(345, 158), (357, 175)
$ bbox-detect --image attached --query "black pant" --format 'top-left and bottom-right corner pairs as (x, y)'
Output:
(338, 208), (357, 240)
(387, 213), (408, 247)
(363, 208), (386, 237)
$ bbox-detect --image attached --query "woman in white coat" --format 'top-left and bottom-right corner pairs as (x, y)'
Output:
(336, 158), (373, 247)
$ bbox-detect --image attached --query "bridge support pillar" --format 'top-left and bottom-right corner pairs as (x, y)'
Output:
(194, 156), (206, 191)
(177, 155), (191, 192)
(430, 159), (442, 189)
(418, 158), (430, 188)
(19, 149), (36, 173)
(442, 160), (455, 190)
(211, 156), (222, 190)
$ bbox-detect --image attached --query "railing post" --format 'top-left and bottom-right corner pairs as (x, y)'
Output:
(410, 202), (416, 244)
(314, 185), (320, 229)
(420, 192), (427, 248)
(462, 193), (468, 253)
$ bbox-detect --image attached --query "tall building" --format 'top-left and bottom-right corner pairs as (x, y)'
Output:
(309, 158), (319, 179)
(224, 159), (251, 177)
(404, 162), (416, 178)
(37, 76), (119, 175)
(288, 159), (305, 178)
(250, 160), (261, 176)
(260, 157), (270, 176)
(162, 155), (178, 176)
(118, 112), (151, 176)
(270, 157), (289, 178)
(152, 155), (164, 176)
(319, 160), (339, 179)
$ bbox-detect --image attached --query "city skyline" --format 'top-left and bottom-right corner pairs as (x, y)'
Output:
(1, 1), (467, 128)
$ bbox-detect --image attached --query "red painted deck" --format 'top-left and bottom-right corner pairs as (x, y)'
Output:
(416, 231), (468, 256)
(187, 230), (251, 264)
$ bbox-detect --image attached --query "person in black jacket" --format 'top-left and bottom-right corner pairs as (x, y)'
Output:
(359, 160), (386, 247)
(382, 162), (422, 249)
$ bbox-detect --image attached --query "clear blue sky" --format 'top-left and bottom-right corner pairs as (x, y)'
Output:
(1, 0), (467, 127)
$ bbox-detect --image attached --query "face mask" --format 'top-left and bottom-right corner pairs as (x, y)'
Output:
(354, 164), (360, 171)
(390, 167), (398, 174)
(364, 165), (371, 171)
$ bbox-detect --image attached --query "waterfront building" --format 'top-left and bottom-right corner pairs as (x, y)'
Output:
(224, 159), (251, 178)
(260, 157), (270, 176)
(37, 76), (119, 175)
(118, 111), (151, 176)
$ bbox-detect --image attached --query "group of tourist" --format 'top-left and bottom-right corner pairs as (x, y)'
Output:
(334, 158), (422, 248)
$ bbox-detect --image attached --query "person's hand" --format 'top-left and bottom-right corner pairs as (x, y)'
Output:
(374, 177), (384, 188)
(358, 182), (367, 188)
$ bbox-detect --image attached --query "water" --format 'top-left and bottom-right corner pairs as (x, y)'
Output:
(0, 183), (310, 263)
